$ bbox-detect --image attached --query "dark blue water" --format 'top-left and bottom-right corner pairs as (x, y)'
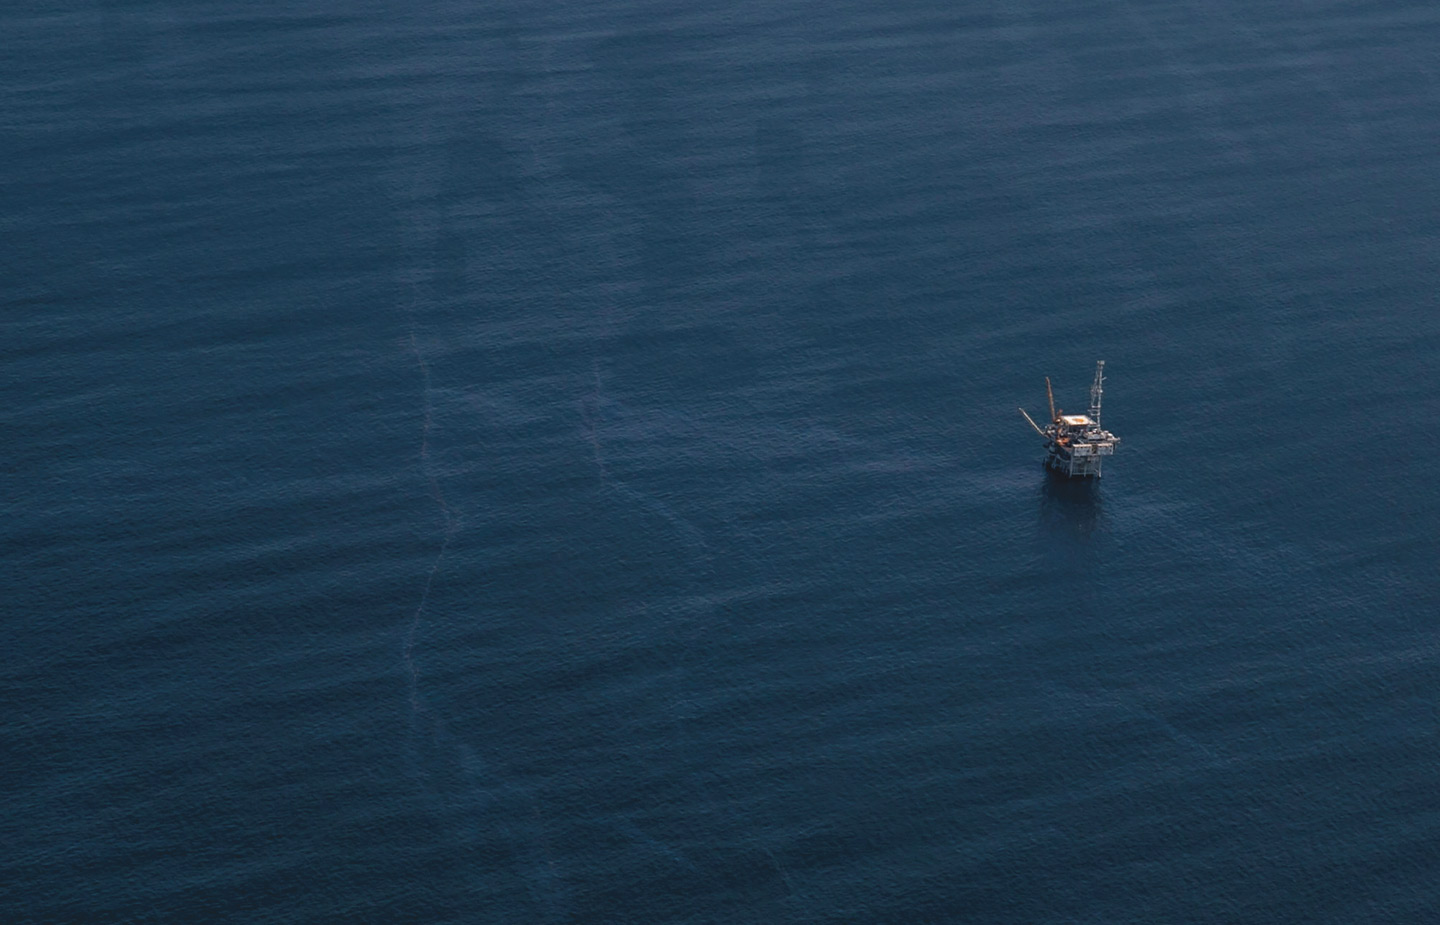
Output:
(6, 2), (1440, 921)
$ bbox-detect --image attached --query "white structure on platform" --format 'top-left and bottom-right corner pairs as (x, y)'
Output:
(1018, 361), (1120, 478)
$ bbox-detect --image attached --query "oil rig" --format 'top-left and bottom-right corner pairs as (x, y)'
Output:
(1019, 361), (1119, 478)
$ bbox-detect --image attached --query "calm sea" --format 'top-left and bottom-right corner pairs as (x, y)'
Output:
(6, 1), (1440, 921)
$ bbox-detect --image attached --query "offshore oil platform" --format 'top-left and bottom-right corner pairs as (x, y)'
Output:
(1019, 361), (1119, 478)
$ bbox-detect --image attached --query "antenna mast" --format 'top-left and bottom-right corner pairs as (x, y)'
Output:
(1088, 360), (1105, 428)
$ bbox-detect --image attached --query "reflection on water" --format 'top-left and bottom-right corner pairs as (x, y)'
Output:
(1037, 471), (1102, 538)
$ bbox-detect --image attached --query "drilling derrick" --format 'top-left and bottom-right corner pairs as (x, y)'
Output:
(1018, 360), (1120, 478)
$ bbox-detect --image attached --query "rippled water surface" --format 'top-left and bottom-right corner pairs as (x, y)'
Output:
(6, 1), (1440, 921)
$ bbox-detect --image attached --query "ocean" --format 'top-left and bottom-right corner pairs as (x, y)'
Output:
(5, 1), (1440, 921)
